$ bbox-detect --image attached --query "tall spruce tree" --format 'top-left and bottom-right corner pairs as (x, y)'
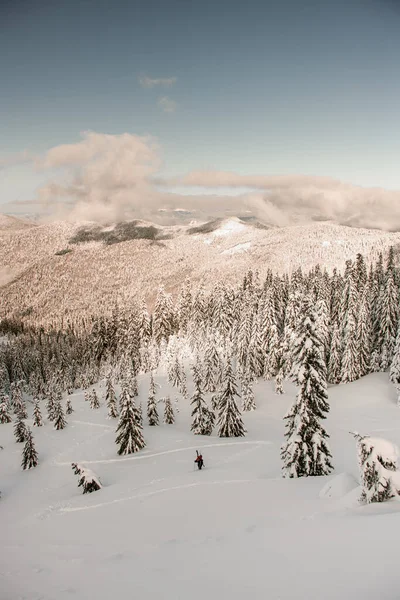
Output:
(22, 426), (39, 470)
(89, 389), (100, 409)
(32, 399), (43, 426)
(105, 375), (118, 419)
(163, 396), (175, 425)
(0, 396), (12, 424)
(281, 302), (333, 478)
(14, 414), (27, 443)
(115, 390), (146, 455)
(147, 373), (159, 426)
(53, 396), (67, 430)
(217, 361), (246, 438)
(190, 380), (213, 435)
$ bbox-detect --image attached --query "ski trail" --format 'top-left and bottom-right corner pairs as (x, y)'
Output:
(54, 440), (272, 466)
(70, 420), (114, 430)
(59, 479), (257, 514)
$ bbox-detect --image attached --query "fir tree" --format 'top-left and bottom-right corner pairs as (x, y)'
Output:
(0, 396), (12, 424)
(115, 391), (146, 455)
(190, 382), (212, 435)
(327, 323), (342, 384)
(217, 361), (246, 438)
(72, 463), (102, 493)
(351, 432), (398, 503)
(53, 397), (67, 430)
(66, 398), (74, 415)
(275, 368), (285, 395)
(163, 396), (175, 425)
(105, 375), (118, 419)
(21, 426), (38, 470)
(147, 373), (159, 426)
(241, 376), (256, 411)
(90, 389), (100, 409)
(14, 414), (27, 443)
(281, 302), (333, 478)
(32, 399), (43, 426)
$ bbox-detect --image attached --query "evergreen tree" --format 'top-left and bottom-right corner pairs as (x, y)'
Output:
(105, 375), (118, 419)
(53, 397), (67, 430)
(352, 432), (398, 503)
(66, 398), (74, 415)
(281, 302), (333, 478)
(275, 368), (285, 395)
(21, 426), (38, 470)
(242, 376), (256, 411)
(147, 373), (159, 426)
(377, 267), (399, 370)
(153, 286), (174, 344)
(32, 399), (43, 426)
(390, 323), (400, 389)
(115, 391), (146, 455)
(72, 463), (102, 493)
(90, 389), (100, 409)
(163, 396), (175, 425)
(190, 382), (212, 435)
(0, 396), (12, 424)
(327, 323), (342, 384)
(217, 361), (246, 438)
(14, 414), (27, 443)
(355, 286), (372, 378)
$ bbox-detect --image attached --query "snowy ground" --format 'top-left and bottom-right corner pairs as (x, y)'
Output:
(2, 373), (400, 600)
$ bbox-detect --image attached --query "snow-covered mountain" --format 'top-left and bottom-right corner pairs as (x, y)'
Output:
(1, 214), (400, 324)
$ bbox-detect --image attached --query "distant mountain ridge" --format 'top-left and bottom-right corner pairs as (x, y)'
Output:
(0, 214), (399, 325)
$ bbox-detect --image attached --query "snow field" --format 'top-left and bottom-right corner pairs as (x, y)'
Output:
(1, 373), (400, 599)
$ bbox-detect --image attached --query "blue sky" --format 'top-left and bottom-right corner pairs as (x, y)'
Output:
(1, 0), (400, 209)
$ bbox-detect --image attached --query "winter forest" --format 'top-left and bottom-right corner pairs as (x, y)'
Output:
(2, 247), (400, 502)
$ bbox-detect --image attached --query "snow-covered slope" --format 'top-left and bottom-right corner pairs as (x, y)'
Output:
(1, 215), (400, 324)
(1, 373), (400, 600)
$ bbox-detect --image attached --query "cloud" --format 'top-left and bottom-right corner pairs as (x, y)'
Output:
(6, 135), (400, 231)
(158, 96), (177, 113)
(139, 75), (177, 88)
(0, 149), (33, 170)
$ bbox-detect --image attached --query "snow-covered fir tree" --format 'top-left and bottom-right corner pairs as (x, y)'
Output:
(147, 372), (159, 426)
(241, 376), (256, 411)
(115, 389), (146, 455)
(352, 432), (399, 503)
(217, 361), (246, 438)
(66, 398), (73, 415)
(190, 380), (213, 436)
(21, 426), (38, 470)
(0, 396), (12, 424)
(281, 302), (333, 478)
(72, 463), (102, 493)
(105, 375), (118, 419)
(14, 414), (27, 443)
(89, 389), (100, 409)
(53, 396), (67, 430)
(32, 399), (43, 426)
(163, 396), (175, 425)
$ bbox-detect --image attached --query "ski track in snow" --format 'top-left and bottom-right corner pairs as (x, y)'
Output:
(54, 440), (272, 466)
(70, 420), (115, 430)
(58, 479), (258, 514)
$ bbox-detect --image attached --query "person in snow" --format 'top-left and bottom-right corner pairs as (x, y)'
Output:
(194, 452), (204, 470)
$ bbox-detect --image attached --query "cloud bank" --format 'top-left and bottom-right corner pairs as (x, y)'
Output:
(139, 75), (177, 88)
(3, 133), (400, 231)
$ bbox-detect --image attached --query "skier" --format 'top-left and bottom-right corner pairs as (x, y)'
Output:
(194, 451), (204, 470)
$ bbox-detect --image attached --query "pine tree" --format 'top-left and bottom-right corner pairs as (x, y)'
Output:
(66, 398), (74, 415)
(14, 414), (27, 443)
(281, 302), (333, 478)
(115, 391), (146, 455)
(21, 426), (38, 470)
(147, 373), (159, 426)
(53, 397), (67, 430)
(11, 382), (24, 415)
(90, 389), (100, 409)
(327, 323), (342, 384)
(217, 361), (246, 438)
(355, 286), (372, 378)
(72, 463), (102, 493)
(351, 432), (398, 503)
(0, 397), (12, 424)
(46, 389), (57, 421)
(163, 396), (175, 425)
(275, 368), (285, 395)
(242, 376), (256, 411)
(105, 375), (118, 419)
(190, 382), (212, 435)
(32, 399), (43, 426)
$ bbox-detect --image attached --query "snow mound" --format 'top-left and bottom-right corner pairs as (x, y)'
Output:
(221, 242), (251, 255)
(319, 472), (358, 499)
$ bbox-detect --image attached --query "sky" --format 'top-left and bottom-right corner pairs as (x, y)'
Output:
(1, 0), (400, 226)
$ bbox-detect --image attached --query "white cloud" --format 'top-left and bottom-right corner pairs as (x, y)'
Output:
(158, 96), (177, 113)
(139, 75), (177, 88)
